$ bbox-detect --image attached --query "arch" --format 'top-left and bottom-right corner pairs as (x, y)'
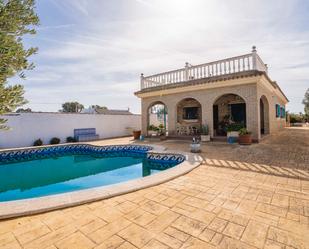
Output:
(212, 93), (246, 136)
(176, 97), (202, 136)
(260, 95), (270, 135)
(147, 101), (168, 136)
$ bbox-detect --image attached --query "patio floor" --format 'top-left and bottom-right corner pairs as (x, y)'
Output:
(1, 127), (309, 249)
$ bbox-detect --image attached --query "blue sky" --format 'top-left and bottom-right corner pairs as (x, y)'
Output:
(16, 0), (309, 113)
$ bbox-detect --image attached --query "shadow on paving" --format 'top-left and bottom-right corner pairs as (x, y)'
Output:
(139, 127), (309, 181)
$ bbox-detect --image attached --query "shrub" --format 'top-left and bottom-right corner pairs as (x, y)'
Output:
(226, 123), (244, 132)
(33, 139), (43, 146)
(239, 128), (251, 135)
(201, 124), (209, 135)
(66, 136), (76, 143)
(148, 124), (156, 131)
(50, 137), (60, 144)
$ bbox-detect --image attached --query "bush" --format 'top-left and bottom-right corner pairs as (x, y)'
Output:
(226, 123), (244, 132)
(50, 137), (60, 144)
(201, 124), (209, 135)
(239, 128), (251, 135)
(66, 136), (77, 143)
(33, 139), (43, 146)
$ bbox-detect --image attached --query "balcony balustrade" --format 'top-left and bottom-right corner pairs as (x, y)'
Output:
(140, 46), (268, 90)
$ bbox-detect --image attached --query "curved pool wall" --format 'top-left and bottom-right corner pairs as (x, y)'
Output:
(0, 144), (185, 202)
(0, 144), (201, 219)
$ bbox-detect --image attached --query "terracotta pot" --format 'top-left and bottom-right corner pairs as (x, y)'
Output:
(238, 134), (252, 145)
(133, 130), (141, 140)
(160, 135), (166, 141)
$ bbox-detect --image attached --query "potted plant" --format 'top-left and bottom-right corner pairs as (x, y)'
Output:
(238, 128), (252, 145)
(226, 123), (244, 143)
(157, 124), (166, 140)
(133, 130), (141, 140)
(190, 137), (201, 153)
(147, 125), (157, 136)
(200, 124), (210, 142)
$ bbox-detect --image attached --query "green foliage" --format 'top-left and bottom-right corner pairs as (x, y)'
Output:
(61, 102), (84, 113)
(289, 113), (307, 123)
(50, 137), (60, 144)
(66, 136), (76, 143)
(239, 128), (251, 136)
(0, 0), (39, 129)
(91, 105), (107, 110)
(148, 124), (159, 131)
(158, 124), (165, 136)
(16, 107), (31, 113)
(302, 88), (309, 116)
(226, 123), (244, 132)
(33, 138), (42, 146)
(201, 124), (209, 135)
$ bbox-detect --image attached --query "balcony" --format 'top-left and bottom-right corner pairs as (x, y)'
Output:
(140, 46), (268, 90)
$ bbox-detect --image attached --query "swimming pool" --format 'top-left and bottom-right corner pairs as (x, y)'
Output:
(0, 144), (185, 202)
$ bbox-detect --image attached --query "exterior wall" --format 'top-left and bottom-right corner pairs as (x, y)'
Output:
(0, 113), (141, 149)
(141, 83), (260, 140)
(257, 80), (287, 140)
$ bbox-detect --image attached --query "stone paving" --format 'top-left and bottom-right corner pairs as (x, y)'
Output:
(0, 127), (309, 249)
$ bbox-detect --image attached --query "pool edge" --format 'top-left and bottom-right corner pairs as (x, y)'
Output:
(0, 146), (203, 220)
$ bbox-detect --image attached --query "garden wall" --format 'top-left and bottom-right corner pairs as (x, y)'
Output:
(0, 113), (141, 149)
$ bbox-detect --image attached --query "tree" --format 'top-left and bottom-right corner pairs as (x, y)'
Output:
(91, 105), (108, 110)
(61, 102), (84, 113)
(16, 107), (31, 113)
(0, 0), (39, 129)
(302, 88), (309, 116)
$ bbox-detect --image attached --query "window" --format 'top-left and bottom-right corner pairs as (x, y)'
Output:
(276, 104), (280, 118)
(281, 106), (285, 118)
(183, 107), (199, 120)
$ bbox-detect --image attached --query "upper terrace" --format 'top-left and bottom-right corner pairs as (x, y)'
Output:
(140, 46), (268, 91)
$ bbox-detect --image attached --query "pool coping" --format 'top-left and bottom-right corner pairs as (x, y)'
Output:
(0, 144), (203, 220)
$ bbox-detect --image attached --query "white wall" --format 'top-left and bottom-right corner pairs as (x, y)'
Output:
(0, 113), (141, 148)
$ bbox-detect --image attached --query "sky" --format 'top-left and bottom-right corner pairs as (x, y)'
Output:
(14, 0), (309, 114)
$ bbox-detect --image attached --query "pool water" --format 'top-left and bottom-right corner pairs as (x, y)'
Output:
(0, 153), (178, 202)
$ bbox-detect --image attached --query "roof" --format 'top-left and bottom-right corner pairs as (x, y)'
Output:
(94, 108), (133, 115)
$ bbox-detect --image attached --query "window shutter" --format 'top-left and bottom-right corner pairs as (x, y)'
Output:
(276, 104), (280, 118)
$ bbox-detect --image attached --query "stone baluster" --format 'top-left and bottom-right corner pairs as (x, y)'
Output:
(252, 45), (257, 70)
(140, 73), (144, 89)
(185, 62), (189, 81)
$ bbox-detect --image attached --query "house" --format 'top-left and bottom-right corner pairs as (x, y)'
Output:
(82, 106), (133, 115)
(135, 46), (288, 141)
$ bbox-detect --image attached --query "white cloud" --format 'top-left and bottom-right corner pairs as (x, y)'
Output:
(19, 0), (309, 113)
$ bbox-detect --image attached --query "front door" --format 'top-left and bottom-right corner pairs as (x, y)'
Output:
(230, 103), (246, 126)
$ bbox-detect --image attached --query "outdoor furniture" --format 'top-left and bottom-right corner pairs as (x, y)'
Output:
(176, 123), (201, 136)
(74, 128), (99, 142)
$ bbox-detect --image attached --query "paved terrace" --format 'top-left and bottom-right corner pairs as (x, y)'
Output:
(1, 127), (309, 249)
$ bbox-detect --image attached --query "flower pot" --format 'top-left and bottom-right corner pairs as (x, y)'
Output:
(190, 143), (201, 153)
(147, 130), (156, 136)
(238, 134), (252, 145)
(133, 130), (141, 140)
(201, 135), (210, 142)
(227, 131), (239, 137)
(160, 135), (166, 141)
(227, 131), (239, 143)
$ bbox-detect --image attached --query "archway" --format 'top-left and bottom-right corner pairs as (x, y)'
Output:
(213, 94), (246, 136)
(147, 102), (168, 136)
(176, 98), (202, 136)
(260, 95), (270, 135)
